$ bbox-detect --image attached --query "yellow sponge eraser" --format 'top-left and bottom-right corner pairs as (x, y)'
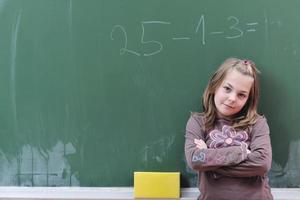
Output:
(134, 172), (180, 198)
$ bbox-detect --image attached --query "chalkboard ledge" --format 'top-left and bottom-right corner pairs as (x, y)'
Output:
(0, 187), (299, 200)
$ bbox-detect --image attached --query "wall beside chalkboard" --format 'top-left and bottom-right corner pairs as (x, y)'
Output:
(0, 0), (300, 187)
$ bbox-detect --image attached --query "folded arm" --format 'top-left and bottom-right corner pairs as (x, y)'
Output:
(185, 115), (248, 172)
(214, 116), (272, 177)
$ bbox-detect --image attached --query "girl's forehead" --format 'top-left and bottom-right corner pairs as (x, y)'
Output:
(221, 69), (254, 92)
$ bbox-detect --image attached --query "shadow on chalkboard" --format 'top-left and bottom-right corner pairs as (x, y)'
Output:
(261, 73), (290, 166)
(181, 176), (189, 188)
(261, 72), (300, 187)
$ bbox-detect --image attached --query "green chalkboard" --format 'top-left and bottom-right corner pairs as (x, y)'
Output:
(0, 0), (300, 187)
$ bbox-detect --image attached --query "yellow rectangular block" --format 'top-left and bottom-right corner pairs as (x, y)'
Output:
(134, 172), (180, 199)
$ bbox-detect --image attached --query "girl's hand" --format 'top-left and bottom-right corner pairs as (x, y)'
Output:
(194, 139), (207, 149)
(241, 142), (251, 154)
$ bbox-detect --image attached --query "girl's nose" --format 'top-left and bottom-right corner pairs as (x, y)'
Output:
(228, 94), (236, 102)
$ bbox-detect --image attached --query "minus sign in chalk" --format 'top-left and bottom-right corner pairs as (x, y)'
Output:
(172, 37), (191, 40)
(134, 172), (180, 199)
(210, 31), (224, 35)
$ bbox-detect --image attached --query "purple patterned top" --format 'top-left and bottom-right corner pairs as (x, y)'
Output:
(184, 114), (273, 200)
(209, 125), (248, 149)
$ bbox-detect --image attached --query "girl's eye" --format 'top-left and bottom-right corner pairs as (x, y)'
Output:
(238, 94), (246, 99)
(223, 86), (231, 92)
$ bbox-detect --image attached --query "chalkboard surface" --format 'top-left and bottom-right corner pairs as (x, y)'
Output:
(0, 0), (300, 187)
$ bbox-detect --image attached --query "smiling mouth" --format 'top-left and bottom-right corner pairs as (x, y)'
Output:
(223, 104), (234, 109)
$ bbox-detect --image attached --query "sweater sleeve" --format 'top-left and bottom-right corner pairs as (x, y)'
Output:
(214, 116), (272, 177)
(185, 114), (248, 172)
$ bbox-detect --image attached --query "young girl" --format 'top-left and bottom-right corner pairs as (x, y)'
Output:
(185, 58), (273, 200)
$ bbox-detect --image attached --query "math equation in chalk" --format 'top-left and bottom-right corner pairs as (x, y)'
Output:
(110, 15), (279, 57)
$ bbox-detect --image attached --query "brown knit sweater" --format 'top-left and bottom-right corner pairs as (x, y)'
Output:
(185, 113), (273, 200)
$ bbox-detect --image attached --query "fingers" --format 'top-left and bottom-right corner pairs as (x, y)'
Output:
(194, 139), (207, 149)
(241, 142), (251, 154)
(194, 139), (205, 145)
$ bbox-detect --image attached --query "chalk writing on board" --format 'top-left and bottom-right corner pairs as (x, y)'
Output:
(141, 21), (171, 56)
(140, 135), (175, 166)
(195, 15), (205, 44)
(110, 15), (280, 57)
(110, 25), (141, 56)
(111, 21), (171, 57)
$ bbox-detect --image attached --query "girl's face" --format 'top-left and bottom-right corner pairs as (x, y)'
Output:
(214, 69), (254, 118)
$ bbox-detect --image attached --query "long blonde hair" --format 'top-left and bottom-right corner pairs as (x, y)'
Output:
(202, 58), (260, 132)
